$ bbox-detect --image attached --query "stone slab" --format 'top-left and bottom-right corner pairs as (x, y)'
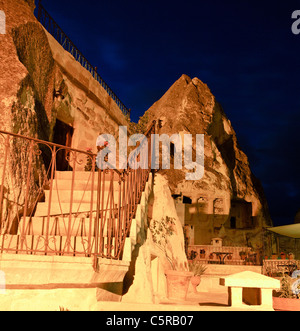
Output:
(219, 271), (280, 289)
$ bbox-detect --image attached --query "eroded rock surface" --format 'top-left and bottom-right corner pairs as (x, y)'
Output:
(140, 74), (272, 247)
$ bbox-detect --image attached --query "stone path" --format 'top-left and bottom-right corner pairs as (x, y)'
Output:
(0, 288), (273, 311)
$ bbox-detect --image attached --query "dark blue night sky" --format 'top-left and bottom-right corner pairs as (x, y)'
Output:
(37, 0), (300, 227)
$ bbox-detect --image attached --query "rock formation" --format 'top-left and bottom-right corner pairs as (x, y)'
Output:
(0, 0), (273, 305)
(123, 72), (273, 300)
(139, 74), (272, 249)
(123, 174), (188, 303)
(0, 0), (48, 233)
(0, 0), (129, 232)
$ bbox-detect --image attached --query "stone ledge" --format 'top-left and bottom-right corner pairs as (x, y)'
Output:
(219, 271), (280, 289)
(0, 253), (93, 265)
(0, 254), (130, 287)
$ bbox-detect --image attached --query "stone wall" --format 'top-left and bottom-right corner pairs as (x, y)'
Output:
(45, 30), (129, 154)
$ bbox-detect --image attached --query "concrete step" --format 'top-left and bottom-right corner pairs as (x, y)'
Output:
(18, 216), (97, 236)
(55, 171), (121, 181)
(34, 200), (121, 217)
(51, 179), (120, 191)
(44, 190), (120, 204)
(18, 216), (125, 238)
(0, 234), (131, 260)
(0, 234), (95, 256)
(0, 254), (130, 299)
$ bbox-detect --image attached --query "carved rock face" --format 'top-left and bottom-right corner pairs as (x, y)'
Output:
(140, 74), (272, 247)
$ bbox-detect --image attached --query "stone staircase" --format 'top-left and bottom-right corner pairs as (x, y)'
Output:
(15, 170), (124, 258)
(0, 121), (156, 303)
(0, 169), (153, 300)
(36, 170), (120, 216)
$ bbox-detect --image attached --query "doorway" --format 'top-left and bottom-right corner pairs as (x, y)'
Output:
(230, 217), (237, 229)
(53, 120), (74, 171)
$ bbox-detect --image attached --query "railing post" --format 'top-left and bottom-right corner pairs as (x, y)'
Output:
(116, 174), (122, 258)
(88, 154), (96, 256)
(0, 135), (10, 233)
(107, 171), (114, 258)
(45, 146), (56, 255)
(66, 151), (77, 255)
(93, 168), (102, 270)
(20, 140), (35, 252)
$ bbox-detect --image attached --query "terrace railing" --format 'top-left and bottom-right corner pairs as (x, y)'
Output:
(36, 1), (130, 117)
(0, 122), (155, 266)
(263, 259), (300, 277)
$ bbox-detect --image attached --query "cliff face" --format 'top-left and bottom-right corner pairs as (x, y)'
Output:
(140, 74), (272, 247)
(0, 0), (128, 233)
(0, 0), (37, 133)
(0, 0), (49, 232)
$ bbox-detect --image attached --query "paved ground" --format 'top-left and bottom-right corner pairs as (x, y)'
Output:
(96, 291), (272, 311)
(0, 288), (274, 311)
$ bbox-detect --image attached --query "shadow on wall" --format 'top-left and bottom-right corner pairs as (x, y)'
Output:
(122, 176), (155, 296)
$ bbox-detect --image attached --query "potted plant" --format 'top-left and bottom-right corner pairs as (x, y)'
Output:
(272, 253), (278, 260)
(199, 249), (206, 259)
(150, 216), (193, 301)
(188, 261), (207, 293)
(239, 251), (247, 260)
(280, 252), (287, 260)
(288, 253), (295, 260)
(245, 257), (252, 265)
(84, 148), (98, 172)
(189, 250), (198, 261)
(273, 274), (300, 311)
(227, 254), (233, 261)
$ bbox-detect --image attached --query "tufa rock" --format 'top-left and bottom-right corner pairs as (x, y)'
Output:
(139, 74), (272, 248)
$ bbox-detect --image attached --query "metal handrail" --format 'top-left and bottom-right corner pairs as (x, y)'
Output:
(36, 1), (130, 117)
(0, 129), (122, 176)
(0, 121), (156, 262)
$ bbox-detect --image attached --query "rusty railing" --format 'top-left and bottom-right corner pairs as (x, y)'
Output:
(0, 122), (155, 263)
(36, 1), (130, 117)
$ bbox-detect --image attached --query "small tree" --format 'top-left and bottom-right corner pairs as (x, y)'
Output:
(149, 216), (176, 270)
(128, 112), (151, 135)
(84, 148), (98, 172)
(280, 274), (295, 299)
